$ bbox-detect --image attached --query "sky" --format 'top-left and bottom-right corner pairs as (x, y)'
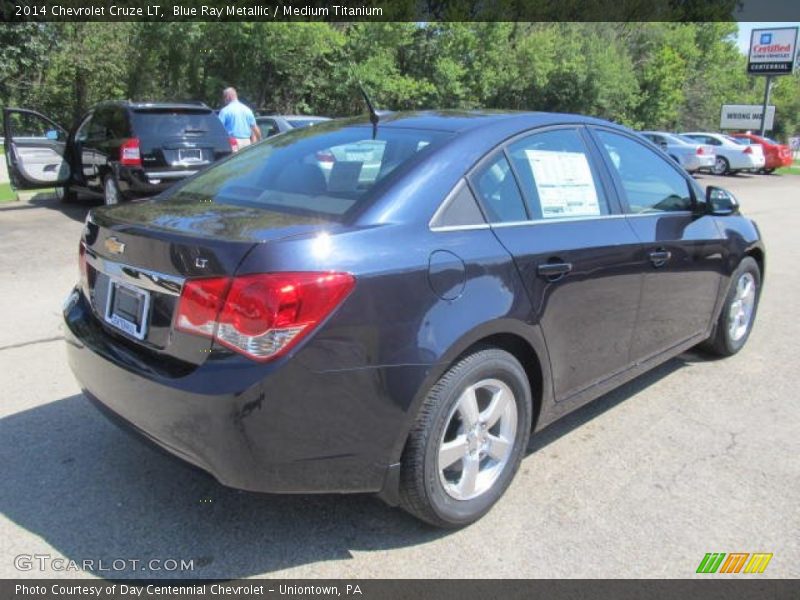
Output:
(736, 22), (800, 54)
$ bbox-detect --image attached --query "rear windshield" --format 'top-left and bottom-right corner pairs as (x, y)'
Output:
(169, 124), (451, 219)
(132, 109), (226, 138)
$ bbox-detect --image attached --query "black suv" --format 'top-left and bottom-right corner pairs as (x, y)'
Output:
(3, 101), (234, 205)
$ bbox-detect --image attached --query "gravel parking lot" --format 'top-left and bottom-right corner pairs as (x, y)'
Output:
(0, 173), (798, 579)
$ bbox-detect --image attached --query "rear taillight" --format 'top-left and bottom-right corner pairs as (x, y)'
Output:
(696, 147), (704, 155)
(315, 150), (336, 164)
(743, 146), (753, 154)
(175, 272), (355, 361)
(175, 278), (231, 337)
(229, 137), (239, 153)
(120, 138), (142, 166)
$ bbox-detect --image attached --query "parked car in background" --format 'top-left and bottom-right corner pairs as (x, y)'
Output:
(256, 114), (330, 138)
(56, 111), (764, 527)
(640, 131), (715, 173)
(729, 132), (792, 174)
(3, 102), (234, 205)
(681, 132), (765, 175)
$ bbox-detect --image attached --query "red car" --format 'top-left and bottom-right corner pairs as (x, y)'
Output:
(730, 132), (793, 174)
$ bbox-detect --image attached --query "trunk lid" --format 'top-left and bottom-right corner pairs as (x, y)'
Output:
(82, 198), (339, 366)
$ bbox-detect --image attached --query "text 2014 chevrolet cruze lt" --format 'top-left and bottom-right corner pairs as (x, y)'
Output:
(55, 111), (764, 527)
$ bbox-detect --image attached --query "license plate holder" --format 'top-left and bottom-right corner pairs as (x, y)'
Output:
(104, 280), (150, 340)
(178, 148), (203, 163)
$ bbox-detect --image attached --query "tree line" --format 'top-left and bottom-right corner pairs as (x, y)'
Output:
(1, 22), (798, 140)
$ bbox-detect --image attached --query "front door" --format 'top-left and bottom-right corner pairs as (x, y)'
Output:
(469, 127), (643, 402)
(590, 128), (725, 361)
(2, 108), (70, 190)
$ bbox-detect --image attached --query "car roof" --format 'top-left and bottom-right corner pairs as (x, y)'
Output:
(368, 110), (613, 133)
(256, 115), (330, 120)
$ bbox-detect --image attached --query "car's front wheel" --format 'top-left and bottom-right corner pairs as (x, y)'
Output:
(103, 174), (122, 206)
(399, 348), (532, 527)
(701, 257), (761, 357)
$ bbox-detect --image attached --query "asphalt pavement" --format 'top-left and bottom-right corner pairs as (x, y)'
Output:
(0, 173), (798, 579)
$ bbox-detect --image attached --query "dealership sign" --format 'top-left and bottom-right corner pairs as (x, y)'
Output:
(720, 105), (775, 130)
(747, 27), (799, 75)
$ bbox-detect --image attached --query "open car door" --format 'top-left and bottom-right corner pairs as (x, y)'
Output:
(3, 108), (70, 190)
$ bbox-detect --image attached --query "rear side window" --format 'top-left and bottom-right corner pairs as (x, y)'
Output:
(595, 130), (692, 214)
(470, 153), (527, 223)
(507, 128), (609, 220)
(170, 125), (451, 219)
(131, 109), (227, 139)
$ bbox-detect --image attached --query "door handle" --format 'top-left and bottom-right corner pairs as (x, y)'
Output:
(537, 261), (573, 281)
(649, 249), (672, 267)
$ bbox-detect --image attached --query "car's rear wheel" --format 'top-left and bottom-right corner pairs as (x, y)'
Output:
(103, 174), (122, 206)
(712, 156), (730, 175)
(399, 348), (531, 527)
(700, 257), (761, 357)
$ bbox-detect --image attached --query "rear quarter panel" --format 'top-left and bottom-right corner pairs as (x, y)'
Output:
(235, 222), (550, 463)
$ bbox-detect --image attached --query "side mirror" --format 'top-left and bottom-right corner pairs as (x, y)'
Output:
(45, 129), (59, 141)
(706, 186), (739, 216)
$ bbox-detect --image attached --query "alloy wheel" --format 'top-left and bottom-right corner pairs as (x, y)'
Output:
(728, 272), (756, 342)
(438, 378), (518, 501)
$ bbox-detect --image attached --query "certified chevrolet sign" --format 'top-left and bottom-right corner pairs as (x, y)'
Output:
(747, 27), (799, 75)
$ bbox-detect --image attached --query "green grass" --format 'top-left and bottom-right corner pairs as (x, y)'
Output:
(0, 182), (17, 203)
(775, 159), (800, 176)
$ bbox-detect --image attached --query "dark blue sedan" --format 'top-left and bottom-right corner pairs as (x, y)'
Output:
(58, 111), (764, 527)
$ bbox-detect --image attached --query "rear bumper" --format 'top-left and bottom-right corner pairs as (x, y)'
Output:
(684, 154), (715, 171)
(63, 288), (413, 495)
(766, 154), (793, 169)
(116, 166), (198, 197)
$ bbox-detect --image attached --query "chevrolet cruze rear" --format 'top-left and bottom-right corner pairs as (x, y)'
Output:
(63, 111), (764, 527)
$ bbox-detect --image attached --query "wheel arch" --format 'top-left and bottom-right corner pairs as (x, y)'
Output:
(391, 320), (552, 464)
(746, 246), (765, 284)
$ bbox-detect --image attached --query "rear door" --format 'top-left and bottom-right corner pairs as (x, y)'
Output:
(590, 127), (726, 361)
(472, 126), (643, 402)
(2, 108), (71, 190)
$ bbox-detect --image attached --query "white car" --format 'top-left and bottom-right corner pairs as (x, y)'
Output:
(641, 131), (716, 173)
(681, 132), (765, 175)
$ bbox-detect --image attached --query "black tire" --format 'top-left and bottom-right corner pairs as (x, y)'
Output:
(103, 174), (123, 206)
(55, 185), (77, 203)
(763, 168), (775, 175)
(700, 257), (761, 357)
(712, 156), (729, 175)
(399, 348), (532, 528)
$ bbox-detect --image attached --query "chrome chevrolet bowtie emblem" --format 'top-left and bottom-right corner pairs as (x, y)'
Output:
(104, 236), (125, 255)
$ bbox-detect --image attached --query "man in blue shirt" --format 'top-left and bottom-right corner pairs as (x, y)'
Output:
(218, 87), (261, 150)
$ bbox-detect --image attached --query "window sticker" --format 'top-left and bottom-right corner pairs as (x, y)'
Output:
(525, 149), (601, 218)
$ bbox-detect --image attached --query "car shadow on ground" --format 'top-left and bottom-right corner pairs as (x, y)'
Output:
(0, 351), (703, 579)
(24, 192), (96, 222)
(528, 351), (700, 454)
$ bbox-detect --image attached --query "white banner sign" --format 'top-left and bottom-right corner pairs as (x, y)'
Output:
(747, 27), (799, 75)
(720, 104), (776, 131)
